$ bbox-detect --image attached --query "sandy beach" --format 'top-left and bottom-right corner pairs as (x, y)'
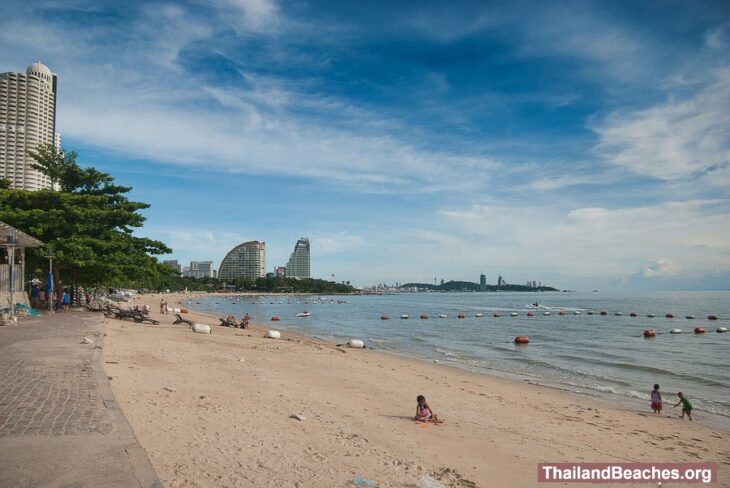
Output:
(101, 293), (729, 487)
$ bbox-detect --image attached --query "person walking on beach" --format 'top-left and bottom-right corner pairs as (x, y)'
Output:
(160, 299), (165, 314)
(62, 290), (70, 312)
(650, 384), (663, 414)
(242, 313), (251, 329)
(674, 392), (693, 421)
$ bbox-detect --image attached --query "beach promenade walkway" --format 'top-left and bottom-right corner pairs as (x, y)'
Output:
(0, 311), (161, 488)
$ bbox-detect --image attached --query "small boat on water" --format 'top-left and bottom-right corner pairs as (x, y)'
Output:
(573, 311), (580, 315)
(685, 315), (696, 319)
(614, 312), (622, 316)
(439, 314), (447, 318)
(510, 312), (518, 317)
(543, 311), (551, 316)
(296, 312), (311, 317)
(401, 314), (409, 319)
(475, 313), (483, 317)
(646, 314), (656, 318)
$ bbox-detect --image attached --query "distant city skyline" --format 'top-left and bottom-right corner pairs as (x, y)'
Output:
(2, 1), (728, 290)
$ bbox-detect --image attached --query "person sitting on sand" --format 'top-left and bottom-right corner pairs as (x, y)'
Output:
(415, 395), (438, 422)
(674, 392), (693, 421)
(650, 384), (662, 414)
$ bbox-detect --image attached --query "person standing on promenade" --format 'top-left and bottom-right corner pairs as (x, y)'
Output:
(62, 290), (70, 312)
(674, 392), (693, 421)
(651, 384), (662, 414)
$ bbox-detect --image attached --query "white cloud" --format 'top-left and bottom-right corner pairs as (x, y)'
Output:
(705, 23), (730, 49)
(312, 233), (363, 256)
(592, 69), (730, 184)
(435, 199), (730, 280)
(643, 258), (680, 277)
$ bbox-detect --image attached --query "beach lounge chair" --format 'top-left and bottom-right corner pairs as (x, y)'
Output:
(173, 313), (195, 326)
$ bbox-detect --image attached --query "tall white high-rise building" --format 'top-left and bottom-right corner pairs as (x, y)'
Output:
(0, 62), (57, 190)
(286, 237), (310, 279)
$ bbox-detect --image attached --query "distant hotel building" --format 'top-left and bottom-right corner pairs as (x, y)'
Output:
(479, 274), (487, 291)
(285, 238), (310, 279)
(0, 62), (58, 190)
(184, 261), (215, 279)
(218, 241), (266, 281)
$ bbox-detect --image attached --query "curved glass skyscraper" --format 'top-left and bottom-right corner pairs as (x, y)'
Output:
(218, 241), (265, 281)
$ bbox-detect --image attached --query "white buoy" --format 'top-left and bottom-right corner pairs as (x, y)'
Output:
(347, 339), (364, 348)
(475, 313), (483, 317)
(543, 311), (551, 316)
(510, 312), (518, 317)
(265, 330), (281, 339)
(670, 329), (682, 334)
(192, 323), (211, 334)
(439, 314), (447, 318)
(718, 327), (728, 333)
(573, 311), (580, 315)
(401, 314), (409, 319)
(685, 315), (696, 319)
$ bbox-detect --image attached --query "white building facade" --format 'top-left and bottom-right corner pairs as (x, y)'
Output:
(184, 261), (215, 279)
(286, 237), (310, 279)
(218, 241), (266, 281)
(0, 62), (57, 190)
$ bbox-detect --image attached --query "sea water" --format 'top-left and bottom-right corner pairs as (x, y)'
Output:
(184, 291), (729, 429)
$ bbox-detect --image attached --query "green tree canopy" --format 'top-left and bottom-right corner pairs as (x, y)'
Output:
(0, 145), (173, 291)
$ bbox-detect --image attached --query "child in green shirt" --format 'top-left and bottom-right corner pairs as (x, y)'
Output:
(674, 392), (693, 421)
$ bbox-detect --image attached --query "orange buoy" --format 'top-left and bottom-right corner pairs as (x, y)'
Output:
(600, 311), (607, 316)
(643, 329), (656, 338)
(514, 336), (529, 344)
(665, 313), (674, 318)
(694, 327), (705, 334)
(271, 316), (280, 321)
(558, 311), (566, 315)
(381, 315), (389, 320)
(526, 312), (534, 317)
(708, 315), (718, 320)
(493, 313), (501, 318)
(629, 312), (637, 317)
(420, 314), (429, 319)
(457, 313), (465, 318)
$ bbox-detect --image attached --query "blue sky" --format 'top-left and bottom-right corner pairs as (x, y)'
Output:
(1, 0), (729, 290)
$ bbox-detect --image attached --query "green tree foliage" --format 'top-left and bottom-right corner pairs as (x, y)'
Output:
(0, 145), (172, 291)
(251, 276), (354, 293)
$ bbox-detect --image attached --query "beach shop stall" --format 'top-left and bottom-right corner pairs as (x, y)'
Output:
(0, 221), (44, 322)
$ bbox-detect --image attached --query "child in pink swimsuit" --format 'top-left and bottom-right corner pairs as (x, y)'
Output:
(415, 395), (438, 422)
